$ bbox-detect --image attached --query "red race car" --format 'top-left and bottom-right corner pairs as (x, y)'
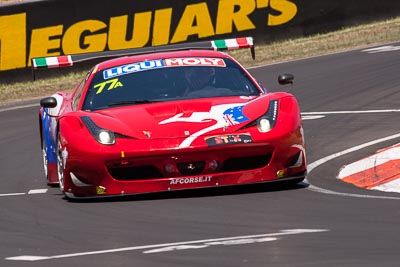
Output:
(35, 37), (306, 199)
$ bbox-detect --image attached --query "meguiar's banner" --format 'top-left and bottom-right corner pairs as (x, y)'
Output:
(1, 0), (400, 72)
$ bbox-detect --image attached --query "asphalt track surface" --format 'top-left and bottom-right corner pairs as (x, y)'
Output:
(1, 43), (400, 266)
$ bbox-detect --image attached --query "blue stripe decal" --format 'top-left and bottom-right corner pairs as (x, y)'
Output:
(42, 110), (57, 164)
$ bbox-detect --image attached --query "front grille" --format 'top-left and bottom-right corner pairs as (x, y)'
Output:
(107, 153), (272, 181)
(108, 165), (163, 180)
(221, 154), (271, 172)
(177, 161), (205, 175)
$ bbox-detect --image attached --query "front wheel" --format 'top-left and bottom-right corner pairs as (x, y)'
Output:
(56, 131), (66, 191)
(41, 130), (49, 181)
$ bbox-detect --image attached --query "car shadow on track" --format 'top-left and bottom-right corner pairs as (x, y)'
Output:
(63, 181), (309, 203)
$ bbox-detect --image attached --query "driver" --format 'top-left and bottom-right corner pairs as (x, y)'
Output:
(184, 67), (215, 96)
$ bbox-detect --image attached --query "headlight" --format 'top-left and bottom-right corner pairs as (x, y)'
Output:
(81, 116), (116, 145)
(257, 118), (272, 132)
(98, 130), (115, 145)
(257, 100), (278, 132)
(240, 100), (279, 132)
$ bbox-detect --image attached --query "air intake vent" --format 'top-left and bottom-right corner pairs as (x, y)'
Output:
(221, 155), (271, 172)
(108, 166), (163, 180)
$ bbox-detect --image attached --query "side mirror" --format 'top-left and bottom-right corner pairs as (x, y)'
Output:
(40, 97), (57, 108)
(278, 74), (294, 85)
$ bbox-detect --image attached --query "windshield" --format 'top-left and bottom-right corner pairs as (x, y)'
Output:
(82, 57), (261, 111)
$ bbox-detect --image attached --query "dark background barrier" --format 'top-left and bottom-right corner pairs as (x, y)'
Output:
(1, 0), (400, 79)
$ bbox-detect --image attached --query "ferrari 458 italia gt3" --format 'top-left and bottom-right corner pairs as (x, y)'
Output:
(35, 37), (306, 199)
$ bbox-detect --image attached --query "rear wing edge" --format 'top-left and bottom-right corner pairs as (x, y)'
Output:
(31, 37), (255, 80)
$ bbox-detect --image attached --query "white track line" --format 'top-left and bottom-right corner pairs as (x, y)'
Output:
(28, 189), (48, 194)
(302, 109), (400, 115)
(6, 229), (328, 261)
(0, 193), (26, 197)
(0, 189), (48, 197)
(0, 103), (38, 113)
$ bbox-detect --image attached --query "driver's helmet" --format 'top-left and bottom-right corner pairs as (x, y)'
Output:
(184, 67), (215, 91)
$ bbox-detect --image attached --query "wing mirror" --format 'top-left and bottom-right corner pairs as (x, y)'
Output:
(40, 97), (57, 108)
(278, 74), (294, 85)
(40, 97), (60, 117)
(278, 73), (294, 92)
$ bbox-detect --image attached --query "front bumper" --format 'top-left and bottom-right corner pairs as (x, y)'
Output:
(61, 136), (306, 198)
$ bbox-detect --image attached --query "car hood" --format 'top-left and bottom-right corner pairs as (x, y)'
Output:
(86, 96), (270, 140)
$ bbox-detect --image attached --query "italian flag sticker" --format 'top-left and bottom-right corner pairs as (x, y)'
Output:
(32, 55), (73, 69)
(212, 37), (253, 50)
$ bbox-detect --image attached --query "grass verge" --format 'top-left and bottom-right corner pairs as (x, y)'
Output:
(1, 16), (399, 104)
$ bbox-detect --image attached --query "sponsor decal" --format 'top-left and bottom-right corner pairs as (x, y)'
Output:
(93, 78), (123, 94)
(103, 60), (164, 79)
(96, 186), (107, 195)
(170, 176), (212, 185)
(1, 0), (298, 71)
(223, 105), (249, 126)
(103, 57), (225, 79)
(42, 109), (57, 164)
(205, 133), (252, 146)
(159, 103), (251, 148)
(164, 57), (225, 67)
